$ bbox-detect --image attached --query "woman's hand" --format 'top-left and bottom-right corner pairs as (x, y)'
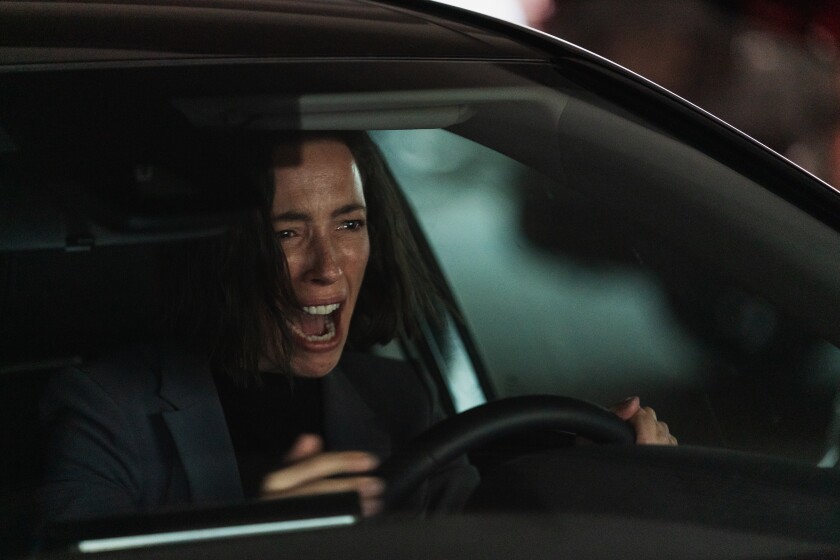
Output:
(260, 434), (385, 517)
(610, 396), (677, 445)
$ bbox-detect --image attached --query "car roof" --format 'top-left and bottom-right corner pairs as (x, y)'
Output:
(0, 0), (549, 64)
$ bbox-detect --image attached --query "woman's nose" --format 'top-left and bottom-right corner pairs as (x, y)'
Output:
(304, 236), (342, 284)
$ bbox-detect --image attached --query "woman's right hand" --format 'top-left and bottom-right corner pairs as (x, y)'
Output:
(259, 434), (385, 517)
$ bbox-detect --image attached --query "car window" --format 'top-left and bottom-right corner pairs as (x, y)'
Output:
(375, 128), (840, 465)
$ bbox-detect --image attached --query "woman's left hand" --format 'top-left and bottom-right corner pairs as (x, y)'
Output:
(610, 396), (677, 445)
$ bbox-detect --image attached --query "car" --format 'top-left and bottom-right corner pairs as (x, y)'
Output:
(1, 0), (839, 558)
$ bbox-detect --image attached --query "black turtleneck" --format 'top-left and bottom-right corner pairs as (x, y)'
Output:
(213, 371), (322, 498)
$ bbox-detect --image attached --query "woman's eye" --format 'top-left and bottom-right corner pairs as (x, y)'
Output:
(340, 219), (366, 231)
(274, 230), (296, 240)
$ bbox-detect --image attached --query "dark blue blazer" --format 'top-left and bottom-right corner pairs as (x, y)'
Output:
(38, 346), (477, 523)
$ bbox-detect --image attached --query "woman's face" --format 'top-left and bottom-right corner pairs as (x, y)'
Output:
(270, 137), (370, 377)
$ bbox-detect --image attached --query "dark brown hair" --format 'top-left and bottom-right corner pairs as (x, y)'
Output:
(162, 131), (443, 381)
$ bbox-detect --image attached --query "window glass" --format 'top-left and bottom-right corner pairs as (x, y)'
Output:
(374, 128), (840, 464)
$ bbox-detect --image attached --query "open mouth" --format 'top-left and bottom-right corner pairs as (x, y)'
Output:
(288, 303), (340, 343)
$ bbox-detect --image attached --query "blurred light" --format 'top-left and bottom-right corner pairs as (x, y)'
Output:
(427, 0), (527, 26)
(77, 515), (357, 553)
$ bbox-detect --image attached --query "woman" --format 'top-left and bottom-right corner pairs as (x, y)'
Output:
(39, 132), (673, 524)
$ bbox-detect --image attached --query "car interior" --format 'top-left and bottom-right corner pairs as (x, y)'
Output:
(2, 52), (840, 557)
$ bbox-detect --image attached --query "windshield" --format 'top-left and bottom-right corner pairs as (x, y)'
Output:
(2, 50), (840, 557)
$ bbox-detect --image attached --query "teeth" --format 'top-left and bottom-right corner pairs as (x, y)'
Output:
(289, 315), (337, 342)
(302, 303), (340, 315)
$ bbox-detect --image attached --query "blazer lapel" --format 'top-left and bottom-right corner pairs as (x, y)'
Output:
(322, 365), (392, 460)
(157, 351), (244, 504)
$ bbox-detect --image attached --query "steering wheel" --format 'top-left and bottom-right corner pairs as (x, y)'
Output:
(377, 395), (635, 510)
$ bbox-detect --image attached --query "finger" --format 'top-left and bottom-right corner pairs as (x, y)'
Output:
(627, 408), (661, 444)
(261, 451), (379, 493)
(263, 476), (384, 501)
(609, 396), (640, 421)
(627, 412), (654, 444)
(360, 497), (383, 518)
(261, 475), (385, 519)
(284, 434), (324, 463)
(658, 421), (671, 442)
(630, 408), (676, 445)
(656, 421), (677, 446)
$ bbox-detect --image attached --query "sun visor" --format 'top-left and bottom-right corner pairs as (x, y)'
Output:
(171, 87), (563, 131)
